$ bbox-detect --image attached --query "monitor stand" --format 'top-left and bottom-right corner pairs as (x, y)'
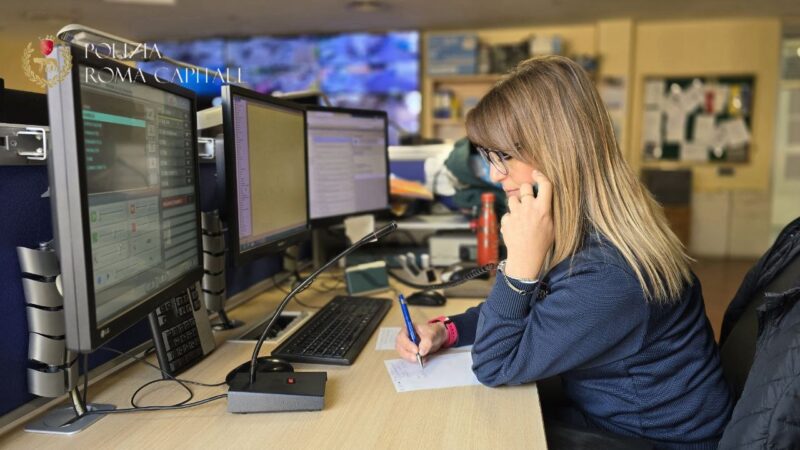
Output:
(212, 309), (244, 331)
(25, 387), (114, 435)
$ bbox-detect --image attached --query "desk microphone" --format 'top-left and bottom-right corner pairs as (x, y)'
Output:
(226, 221), (397, 413)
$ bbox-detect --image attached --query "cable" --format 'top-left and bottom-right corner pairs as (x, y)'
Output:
(102, 347), (226, 387)
(82, 353), (89, 407)
(72, 347), (228, 417)
(130, 378), (193, 408)
(272, 275), (322, 309)
(388, 263), (497, 291)
(81, 394), (228, 416)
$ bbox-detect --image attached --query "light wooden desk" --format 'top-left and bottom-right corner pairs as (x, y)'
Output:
(0, 281), (547, 449)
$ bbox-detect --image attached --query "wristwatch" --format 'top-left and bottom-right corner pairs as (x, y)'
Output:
(428, 316), (458, 348)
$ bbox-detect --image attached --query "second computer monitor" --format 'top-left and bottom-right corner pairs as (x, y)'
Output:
(221, 85), (310, 266)
(305, 107), (390, 225)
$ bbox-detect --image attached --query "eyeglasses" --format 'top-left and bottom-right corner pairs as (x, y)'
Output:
(475, 145), (513, 175)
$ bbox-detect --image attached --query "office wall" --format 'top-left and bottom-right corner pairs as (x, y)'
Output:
(597, 19), (635, 160)
(630, 18), (781, 191)
(0, 27), (50, 92)
(630, 18), (781, 257)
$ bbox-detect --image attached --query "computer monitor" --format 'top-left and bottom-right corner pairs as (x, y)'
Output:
(220, 85), (310, 266)
(47, 46), (204, 352)
(305, 106), (390, 225)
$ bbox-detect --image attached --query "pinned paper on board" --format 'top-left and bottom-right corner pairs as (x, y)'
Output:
(641, 75), (753, 163)
(693, 114), (716, 145)
(643, 111), (662, 145)
(665, 112), (686, 143)
(644, 80), (665, 108)
(721, 118), (750, 147)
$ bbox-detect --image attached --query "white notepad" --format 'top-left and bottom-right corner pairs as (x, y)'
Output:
(384, 351), (480, 393)
(375, 327), (401, 350)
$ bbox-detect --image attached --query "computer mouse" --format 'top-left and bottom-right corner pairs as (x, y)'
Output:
(405, 290), (447, 306)
(225, 357), (294, 386)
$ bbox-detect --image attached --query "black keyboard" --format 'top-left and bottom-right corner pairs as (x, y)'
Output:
(148, 285), (205, 376)
(272, 295), (392, 365)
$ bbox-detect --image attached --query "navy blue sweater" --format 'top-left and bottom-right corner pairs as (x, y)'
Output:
(449, 235), (733, 449)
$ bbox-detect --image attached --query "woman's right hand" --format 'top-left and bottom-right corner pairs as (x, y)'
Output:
(395, 321), (448, 363)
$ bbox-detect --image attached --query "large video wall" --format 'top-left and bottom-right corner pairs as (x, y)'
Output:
(139, 32), (420, 144)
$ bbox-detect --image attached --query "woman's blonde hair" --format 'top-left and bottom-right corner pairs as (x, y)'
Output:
(466, 55), (692, 303)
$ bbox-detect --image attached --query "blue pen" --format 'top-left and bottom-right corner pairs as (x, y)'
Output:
(398, 294), (424, 369)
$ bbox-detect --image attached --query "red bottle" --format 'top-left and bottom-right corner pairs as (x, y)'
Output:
(475, 192), (499, 268)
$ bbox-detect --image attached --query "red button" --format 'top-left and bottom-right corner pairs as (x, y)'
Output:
(287, 377), (295, 384)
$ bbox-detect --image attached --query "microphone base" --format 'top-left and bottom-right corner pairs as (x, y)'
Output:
(227, 371), (327, 414)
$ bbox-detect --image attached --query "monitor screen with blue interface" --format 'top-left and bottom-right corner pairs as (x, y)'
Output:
(228, 90), (308, 257)
(78, 65), (201, 327)
(306, 108), (389, 222)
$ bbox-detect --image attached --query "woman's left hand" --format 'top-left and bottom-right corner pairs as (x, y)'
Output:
(501, 170), (555, 279)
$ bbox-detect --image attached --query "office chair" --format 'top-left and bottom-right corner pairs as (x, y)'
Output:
(716, 217), (800, 448)
(718, 252), (800, 400)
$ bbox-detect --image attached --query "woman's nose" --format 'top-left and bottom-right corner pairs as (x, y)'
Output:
(489, 163), (505, 183)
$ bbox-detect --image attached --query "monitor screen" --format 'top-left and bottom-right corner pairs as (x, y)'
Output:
(222, 85), (309, 264)
(79, 68), (201, 326)
(47, 47), (203, 351)
(306, 108), (389, 223)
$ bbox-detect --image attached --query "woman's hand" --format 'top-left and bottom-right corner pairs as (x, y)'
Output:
(501, 170), (555, 279)
(395, 321), (447, 363)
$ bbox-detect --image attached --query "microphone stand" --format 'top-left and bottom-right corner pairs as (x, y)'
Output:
(226, 221), (398, 387)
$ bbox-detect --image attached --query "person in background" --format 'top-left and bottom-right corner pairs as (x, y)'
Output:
(395, 55), (733, 449)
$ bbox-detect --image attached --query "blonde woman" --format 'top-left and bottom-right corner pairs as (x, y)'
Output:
(396, 56), (732, 448)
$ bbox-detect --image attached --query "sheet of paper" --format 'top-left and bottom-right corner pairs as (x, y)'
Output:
(644, 80), (665, 108)
(681, 143), (708, 162)
(375, 327), (401, 350)
(643, 110), (662, 144)
(713, 85), (729, 114)
(682, 82), (704, 113)
(384, 352), (480, 393)
(665, 110), (686, 143)
(721, 118), (750, 147)
(693, 114), (716, 145)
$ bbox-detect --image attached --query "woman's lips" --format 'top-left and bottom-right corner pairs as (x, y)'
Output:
(505, 189), (519, 196)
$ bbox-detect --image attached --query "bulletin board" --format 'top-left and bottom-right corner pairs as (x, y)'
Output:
(641, 76), (754, 163)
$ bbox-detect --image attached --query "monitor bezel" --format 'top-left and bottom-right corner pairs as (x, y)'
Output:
(303, 105), (391, 228)
(220, 84), (311, 267)
(48, 45), (204, 351)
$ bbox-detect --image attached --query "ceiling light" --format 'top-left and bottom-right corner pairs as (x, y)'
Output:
(346, 0), (390, 12)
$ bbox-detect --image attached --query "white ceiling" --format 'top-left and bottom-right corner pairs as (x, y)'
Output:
(1, 0), (800, 41)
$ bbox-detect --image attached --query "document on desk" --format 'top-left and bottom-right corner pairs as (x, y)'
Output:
(384, 351), (480, 393)
(376, 327), (401, 350)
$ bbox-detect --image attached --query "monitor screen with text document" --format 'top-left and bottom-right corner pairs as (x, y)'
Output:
(221, 85), (309, 265)
(305, 107), (390, 224)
